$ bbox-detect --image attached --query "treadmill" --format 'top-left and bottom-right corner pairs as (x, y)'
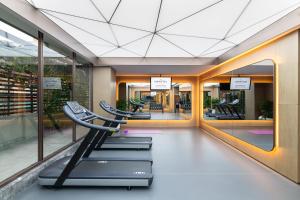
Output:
(38, 101), (153, 188)
(96, 101), (152, 150)
(129, 99), (145, 112)
(206, 99), (227, 118)
(117, 100), (151, 119)
(217, 99), (244, 120)
(69, 103), (152, 162)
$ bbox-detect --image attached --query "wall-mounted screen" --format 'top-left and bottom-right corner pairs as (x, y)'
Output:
(230, 77), (251, 90)
(150, 77), (171, 90)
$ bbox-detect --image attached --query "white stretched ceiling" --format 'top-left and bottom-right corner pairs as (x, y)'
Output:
(26, 0), (300, 58)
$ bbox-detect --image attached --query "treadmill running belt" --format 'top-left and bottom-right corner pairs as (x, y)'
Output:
(105, 136), (152, 143)
(39, 157), (152, 179)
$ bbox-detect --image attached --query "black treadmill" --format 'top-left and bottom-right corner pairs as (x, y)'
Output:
(129, 99), (145, 112)
(38, 101), (153, 188)
(113, 100), (151, 120)
(96, 101), (152, 150)
(206, 99), (227, 118)
(76, 103), (152, 162)
(217, 99), (244, 120)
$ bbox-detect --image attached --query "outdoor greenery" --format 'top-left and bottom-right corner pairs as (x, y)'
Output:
(203, 95), (211, 109)
(43, 64), (72, 129)
(116, 99), (127, 111)
(203, 95), (220, 109)
(259, 100), (273, 119)
(211, 98), (220, 108)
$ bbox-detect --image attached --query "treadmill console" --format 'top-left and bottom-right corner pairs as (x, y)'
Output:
(230, 99), (239, 105)
(66, 101), (85, 114)
(219, 99), (226, 104)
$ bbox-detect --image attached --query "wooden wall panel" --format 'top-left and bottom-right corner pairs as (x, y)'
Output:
(199, 31), (300, 183)
(92, 66), (116, 119)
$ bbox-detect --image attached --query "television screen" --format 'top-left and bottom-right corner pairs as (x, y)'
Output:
(230, 77), (251, 90)
(150, 77), (171, 90)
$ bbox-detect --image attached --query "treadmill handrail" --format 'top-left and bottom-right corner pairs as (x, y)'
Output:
(129, 99), (144, 107)
(109, 105), (146, 116)
(115, 109), (136, 115)
(84, 109), (127, 124)
(99, 102), (132, 118)
(63, 106), (119, 132)
(100, 100), (150, 116)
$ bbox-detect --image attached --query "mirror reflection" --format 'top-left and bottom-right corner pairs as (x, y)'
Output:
(118, 81), (192, 120)
(203, 59), (274, 151)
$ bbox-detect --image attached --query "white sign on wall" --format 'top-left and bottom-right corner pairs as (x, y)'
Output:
(43, 77), (62, 90)
(150, 77), (171, 90)
(230, 77), (251, 90)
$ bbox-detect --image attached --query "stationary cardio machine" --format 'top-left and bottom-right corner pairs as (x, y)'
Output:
(95, 100), (152, 150)
(206, 99), (227, 118)
(38, 101), (153, 188)
(129, 99), (145, 112)
(216, 99), (244, 120)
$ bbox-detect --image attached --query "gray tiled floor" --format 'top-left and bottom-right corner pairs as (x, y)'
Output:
(220, 126), (274, 151)
(15, 128), (300, 200)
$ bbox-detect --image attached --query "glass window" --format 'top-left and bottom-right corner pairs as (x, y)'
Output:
(74, 63), (90, 139)
(0, 21), (38, 182)
(43, 46), (73, 157)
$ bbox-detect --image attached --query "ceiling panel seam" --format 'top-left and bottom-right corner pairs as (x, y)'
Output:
(144, 0), (164, 57)
(157, 0), (224, 32)
(108, 0), (122, 23)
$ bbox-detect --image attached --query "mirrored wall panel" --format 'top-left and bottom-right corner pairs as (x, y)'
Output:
(203, 59), (274, 151)
(118, 80), (192, 120)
